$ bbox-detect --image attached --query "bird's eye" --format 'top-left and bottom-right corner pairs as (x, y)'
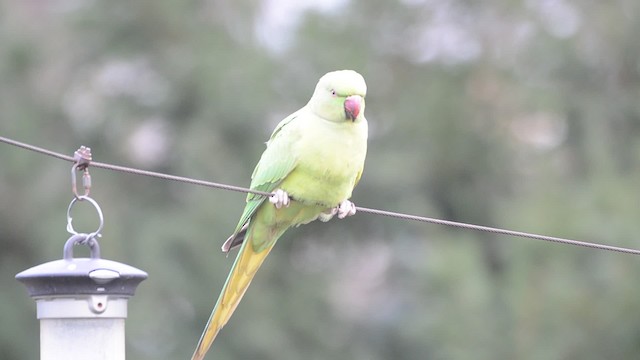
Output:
(330, 89), (337, 96)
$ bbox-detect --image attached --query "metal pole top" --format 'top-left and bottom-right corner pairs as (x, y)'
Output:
(16, 234), (147, 299)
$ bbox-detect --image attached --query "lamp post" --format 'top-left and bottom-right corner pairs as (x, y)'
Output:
(16, 233), (147, 360)
(16, 190), (147, 360)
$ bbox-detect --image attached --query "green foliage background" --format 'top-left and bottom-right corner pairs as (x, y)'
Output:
(2, 1), (640, 359)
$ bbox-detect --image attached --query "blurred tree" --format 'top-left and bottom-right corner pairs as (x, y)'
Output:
(2, 0), (640, 359)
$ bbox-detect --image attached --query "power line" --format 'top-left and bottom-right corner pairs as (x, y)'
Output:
(358, 206), (640, 255)
(0, 135), (272, 197)
(2, 134), (639, 256)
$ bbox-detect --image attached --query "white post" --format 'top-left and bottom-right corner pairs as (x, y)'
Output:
(38, 297), (126, 360)
(16, 234), (147, 360)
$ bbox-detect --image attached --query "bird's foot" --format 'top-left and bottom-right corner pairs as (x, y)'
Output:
(269, 189), (291, 209)
(319, 199), (356, 222)
(337, 199), (357, 219)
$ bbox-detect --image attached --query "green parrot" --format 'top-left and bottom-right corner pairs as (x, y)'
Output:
(191, 70), (368, 360)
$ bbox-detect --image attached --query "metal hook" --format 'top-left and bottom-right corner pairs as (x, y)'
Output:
(63, 233), (101, 260)
(71, 146), (92, 199)
(66, 195), (104, 237)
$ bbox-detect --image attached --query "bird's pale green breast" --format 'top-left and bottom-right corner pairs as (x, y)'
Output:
(279, 110), (368, 208)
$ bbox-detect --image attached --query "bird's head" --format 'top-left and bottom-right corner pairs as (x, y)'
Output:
(309, 70), (367, 123)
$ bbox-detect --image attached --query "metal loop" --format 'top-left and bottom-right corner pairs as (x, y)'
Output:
(66, 195), (104, 237)
(63, 233), (101, 260)
(71, 163), (91, 198)
(71, 146), (92, 199)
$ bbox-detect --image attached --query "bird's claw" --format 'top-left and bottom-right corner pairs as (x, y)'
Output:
(337, 199), (357, 219)
(320, 200), (356, 222)
(269, 189), (290, 209)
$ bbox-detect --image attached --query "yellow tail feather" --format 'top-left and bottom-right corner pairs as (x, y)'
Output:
(191, 238), (275, 360)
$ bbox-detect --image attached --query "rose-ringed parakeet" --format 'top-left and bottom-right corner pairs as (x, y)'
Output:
(191, 70), (368, 360)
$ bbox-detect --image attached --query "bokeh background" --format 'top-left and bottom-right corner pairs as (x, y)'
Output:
(3, 0), (640, 359)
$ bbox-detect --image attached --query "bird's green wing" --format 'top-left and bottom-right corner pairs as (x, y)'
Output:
(231, 110), (301, 236)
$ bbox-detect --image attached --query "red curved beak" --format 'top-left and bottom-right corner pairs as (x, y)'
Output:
(344, 95), (362, 121)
